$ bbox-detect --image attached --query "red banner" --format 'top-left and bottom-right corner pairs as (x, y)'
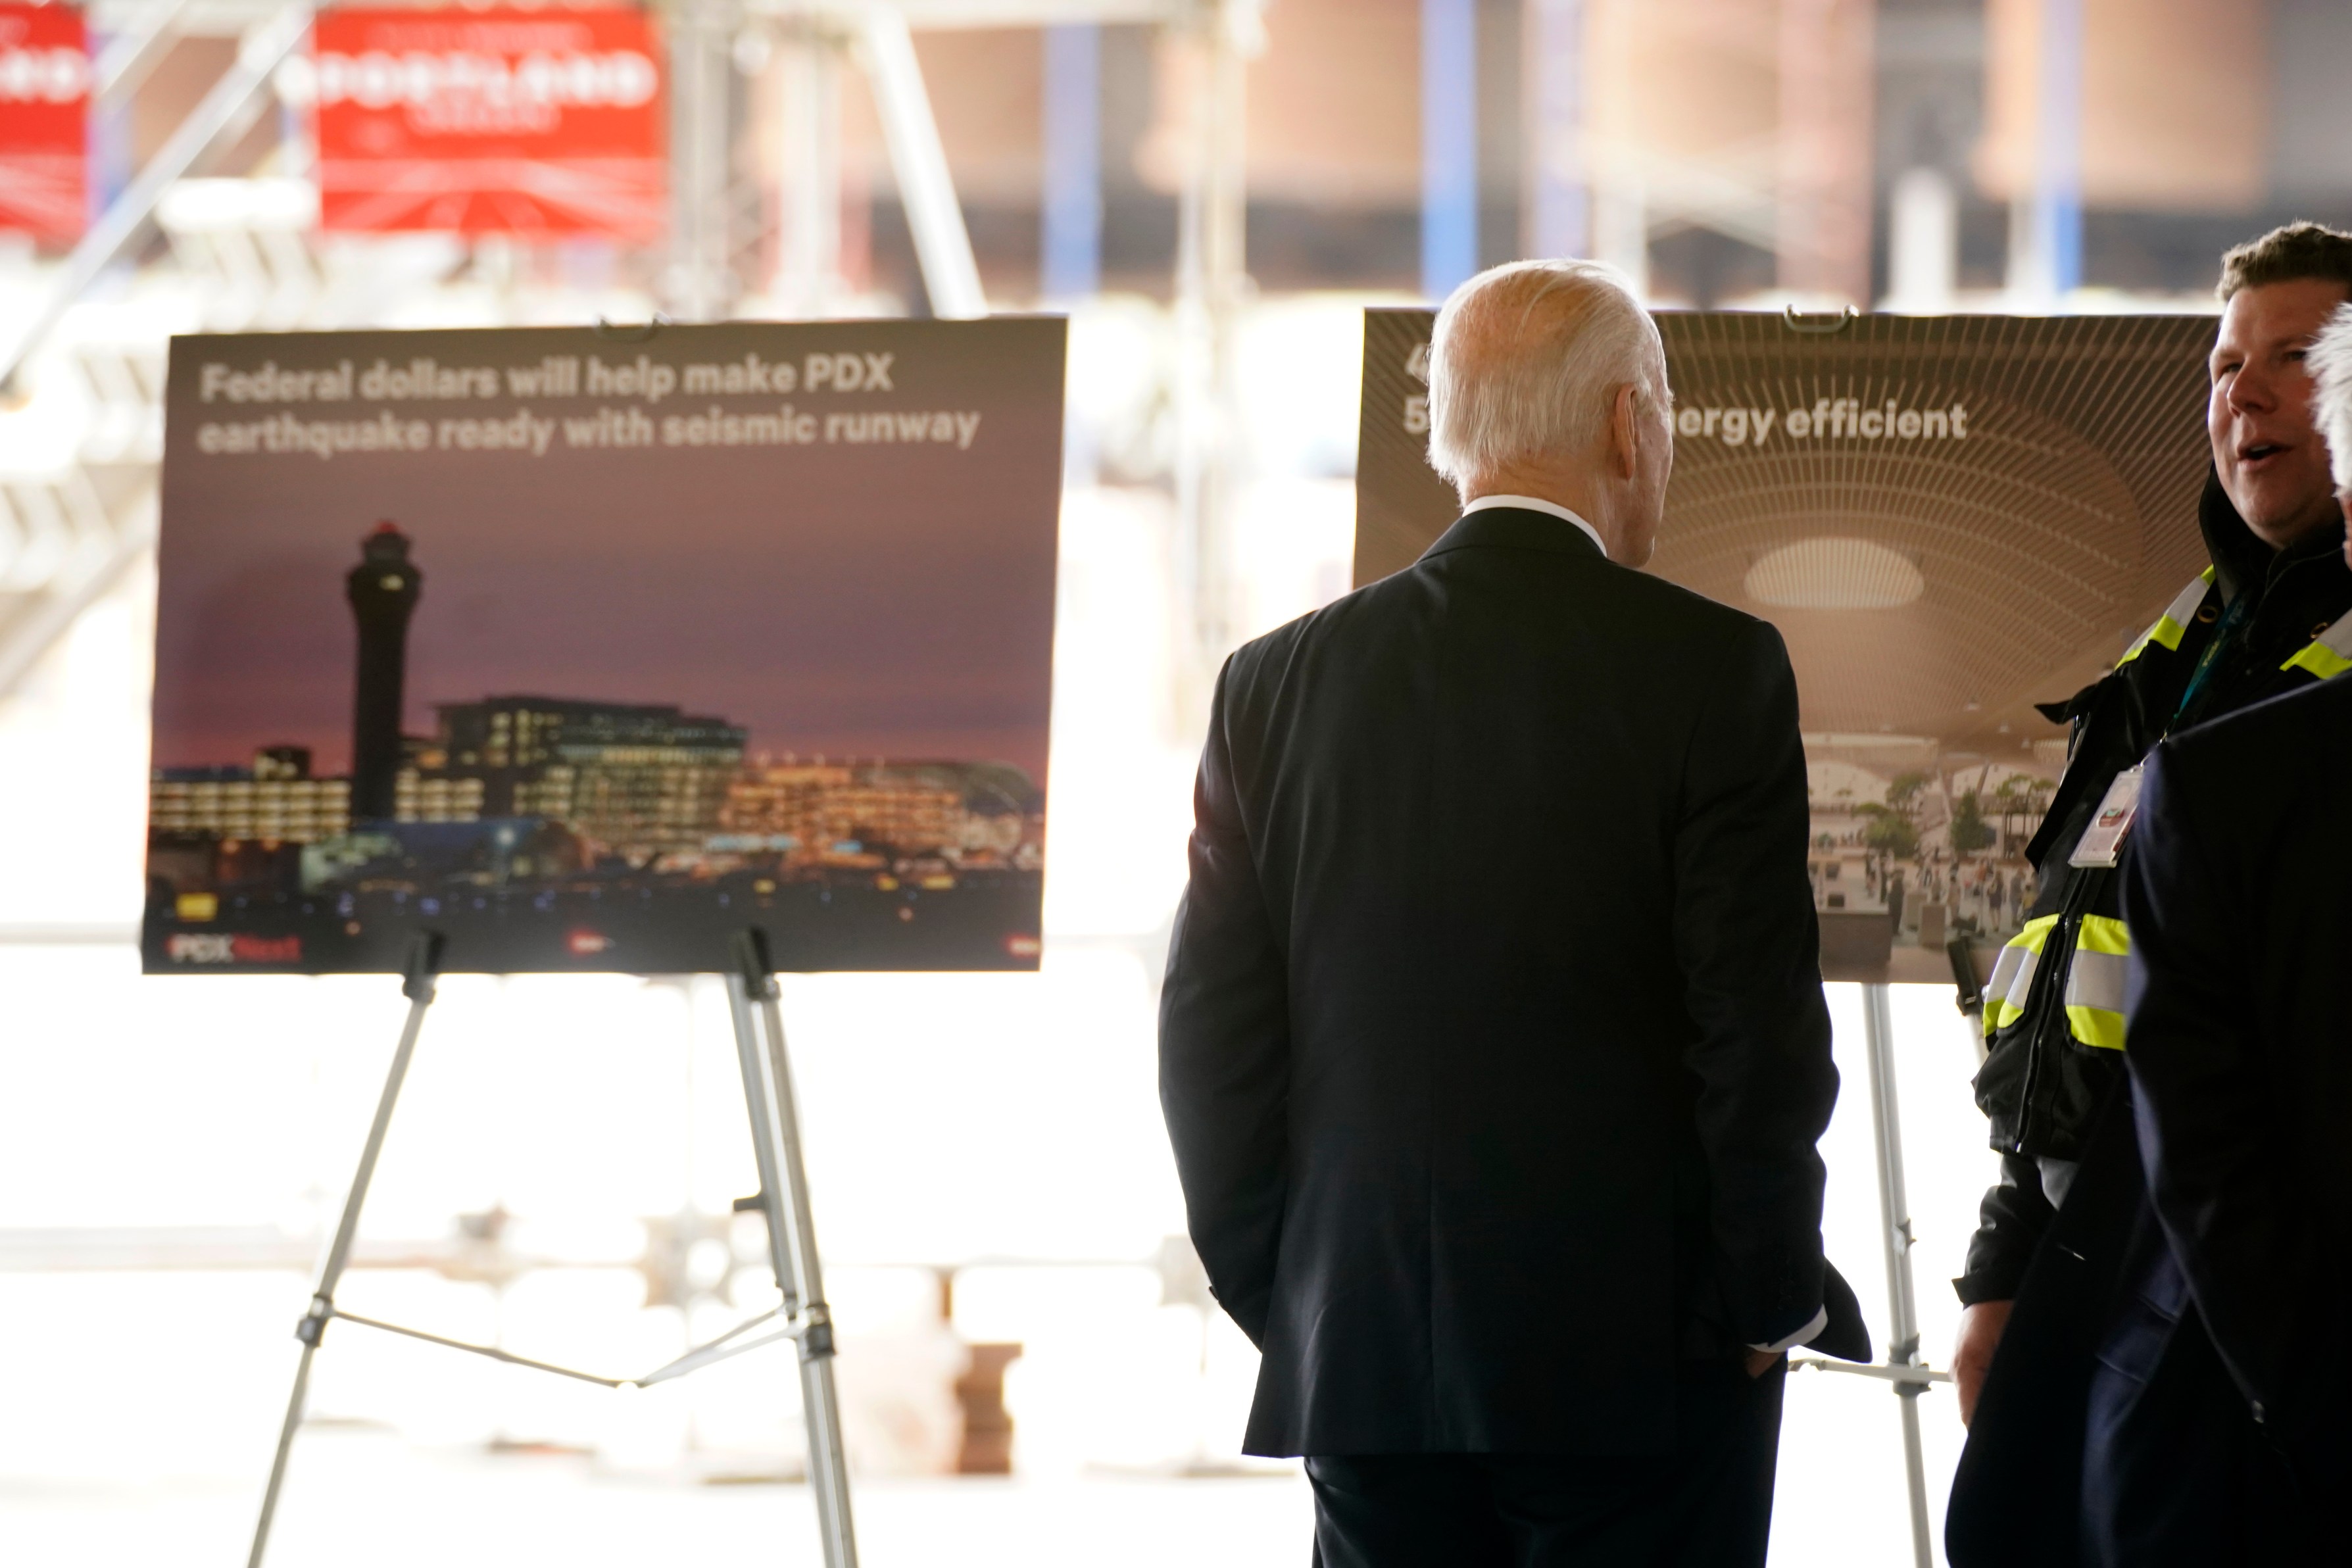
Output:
(0, 3), (89, 241)
(308, 7), (664, 240)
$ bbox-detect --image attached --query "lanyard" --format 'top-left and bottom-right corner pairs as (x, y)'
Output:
(2170, 588), (2250, 731)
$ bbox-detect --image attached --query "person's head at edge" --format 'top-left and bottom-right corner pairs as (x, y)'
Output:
(2299, 301), (2352, 575)
(1427, 259), (1673, 568)
(2209, 222), (2352, 552)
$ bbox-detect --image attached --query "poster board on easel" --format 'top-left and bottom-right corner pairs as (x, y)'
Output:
(151, 318), (1067, 1568)
(149, 317), (1064, 977)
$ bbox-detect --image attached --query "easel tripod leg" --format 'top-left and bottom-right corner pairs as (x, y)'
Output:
(756, 983), (856, 1567)
(247, 1342), (315, 1568)
(1861, 981), (1934, 1568)
(248, 934), (443, 1568)
(728, 930), (858, 1568)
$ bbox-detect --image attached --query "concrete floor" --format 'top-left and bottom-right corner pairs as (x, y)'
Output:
(3, 1431), (1317, 1568)
(0, 1363), (1961, 1568)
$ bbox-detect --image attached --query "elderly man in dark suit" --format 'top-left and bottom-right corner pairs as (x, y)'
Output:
(2072, 305), (2352, 1565)
(1158, 259), (1861, 1568)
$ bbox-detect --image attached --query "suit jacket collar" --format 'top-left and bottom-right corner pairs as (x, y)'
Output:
(1419, 506), (1608, 564)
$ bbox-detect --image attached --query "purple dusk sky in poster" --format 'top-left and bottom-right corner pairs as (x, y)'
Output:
(154, 319), (1064, 784)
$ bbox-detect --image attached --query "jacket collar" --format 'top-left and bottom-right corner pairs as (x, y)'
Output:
(1418, 506), (1608, 564)
(2197, 463), (2351, 604)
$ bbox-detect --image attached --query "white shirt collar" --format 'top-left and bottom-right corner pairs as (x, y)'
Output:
(1459, 494), (1608, 559)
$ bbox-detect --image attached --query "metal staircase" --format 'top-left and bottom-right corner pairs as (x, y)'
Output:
(0, 172), (476, 696)
(0, 0), (1252, 708)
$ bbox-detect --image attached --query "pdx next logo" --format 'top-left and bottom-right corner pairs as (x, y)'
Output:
(167, 933), (303, 965)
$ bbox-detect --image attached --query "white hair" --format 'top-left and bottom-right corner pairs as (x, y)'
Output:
(1425, 258), (1666, 493)
(2309, 301), (2352, 493)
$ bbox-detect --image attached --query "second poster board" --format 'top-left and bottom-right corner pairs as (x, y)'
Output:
(1356, 308), (2217, 981)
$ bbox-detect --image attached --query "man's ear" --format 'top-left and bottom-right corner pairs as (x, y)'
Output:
(1609, 383), (1642, 480)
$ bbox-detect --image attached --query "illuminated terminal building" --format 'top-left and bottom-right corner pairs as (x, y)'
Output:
(723, 763), (963, 856)
(416, 696), (748, 851)
(151, 712), (1039, 873)
(149, 746), (487, 840)
(149, 748), (351, 843)
(393, 769), (487, 823)
(723, 760), (1038, 860)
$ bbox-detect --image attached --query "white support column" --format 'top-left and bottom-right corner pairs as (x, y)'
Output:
(664, 0), (742, 323)
(1173, 0), (1257, 665)
(859, 7), (987, 319)
(1589, 166), (1647, 297)
(774, 22), (846, 316)
(1887, 166), (1957, 312)
(1522, 0), (1587, 260)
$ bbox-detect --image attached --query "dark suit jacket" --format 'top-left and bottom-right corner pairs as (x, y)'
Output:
(1947, 674), (2352, 1567)
(2119, 675), (2352, 1475)
(1158, 507), (1846, 1458)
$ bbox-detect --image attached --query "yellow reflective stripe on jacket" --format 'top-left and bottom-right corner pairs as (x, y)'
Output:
(2063, 915), (2132, 1051)
(2282, 610), (2352, 681)
(2117, 569), (2217, 670)
(1983, 914), (2061, 1037)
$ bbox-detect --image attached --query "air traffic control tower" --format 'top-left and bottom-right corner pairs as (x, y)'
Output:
(346, 523), (422, 821)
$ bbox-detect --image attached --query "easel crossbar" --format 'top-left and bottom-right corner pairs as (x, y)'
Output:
(328, 1308), (632, 1388)
(1788, 1356), (1951, 1387)
(638, 1309), (804, 1387)
(322, 1304), (803, 1391)
(249, 929), (858, 1568)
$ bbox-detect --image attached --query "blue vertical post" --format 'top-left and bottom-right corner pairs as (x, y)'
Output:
(1041, 23), (1102, 302)
(2034, 0), (2084, 296)
(1421, 0), (1478, 300)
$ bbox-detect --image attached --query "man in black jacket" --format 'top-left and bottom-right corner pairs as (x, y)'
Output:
(1159, 259), (1859, 1568)
(1946, 228), (2352, 1564)
(2067, 304), (2352, 1566)
(2082, 608), (2351, 1562)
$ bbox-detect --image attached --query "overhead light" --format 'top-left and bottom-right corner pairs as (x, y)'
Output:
(1744, 537), (1926, 610)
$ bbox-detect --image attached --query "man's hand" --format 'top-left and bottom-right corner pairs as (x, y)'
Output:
(1744, 1347), (1783, 1379)
(1952, 1299), (2015, 1425)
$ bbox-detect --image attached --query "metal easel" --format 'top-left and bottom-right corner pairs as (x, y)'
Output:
(247, 928), (857, 1568)
(1790, 973), (1969, 1568)
(1859, 980), (1937, 1568)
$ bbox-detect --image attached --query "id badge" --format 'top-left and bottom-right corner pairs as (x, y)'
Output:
(2069, 763), (2146, 868)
